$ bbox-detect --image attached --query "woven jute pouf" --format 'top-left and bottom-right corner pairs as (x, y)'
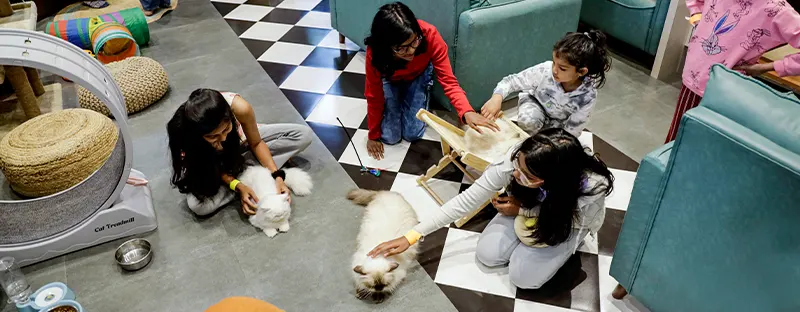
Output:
(79, 56), (168, 116)
(0, 108), (118, 197)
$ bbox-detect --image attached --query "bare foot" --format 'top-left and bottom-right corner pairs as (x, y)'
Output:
(143, 10), (154, 16)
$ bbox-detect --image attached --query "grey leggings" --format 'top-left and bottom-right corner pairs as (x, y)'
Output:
(186, 123), (313, 216)
(476, 214), (579, 289)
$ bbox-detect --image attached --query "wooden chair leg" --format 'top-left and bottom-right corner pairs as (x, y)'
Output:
(338, 33), (345, 44)
(417, 154), (454, 205)
(612, 284), (628, 299)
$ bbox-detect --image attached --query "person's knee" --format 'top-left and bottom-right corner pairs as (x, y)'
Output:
(401, 132), (423, 143)
(296, 125), (313, 150)
(509, 263), (546, 290)
(475, 241), (508, 267)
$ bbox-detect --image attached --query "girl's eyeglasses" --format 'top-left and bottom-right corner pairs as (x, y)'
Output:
(512, 158), (542, 188)
(392, 35), (423, 54)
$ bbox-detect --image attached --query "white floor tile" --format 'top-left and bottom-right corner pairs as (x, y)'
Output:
(280, 66), (341, 94)
(434, 228), (517, 298)
(339, 130), (410, 172)
(276, 0), (321, 10)
(305, 95), (367, 128)
(295, 11), (331, 29)
(239, 22), (293, 41)
(212, 0), (246, 3)
(343, 51), (366, 74)
(514, 299), (578, 312)
(421, 125), (441, 142)
(598, 255), (651, 312)
(390, 173), (461, 222)
(317, 30), (362, 51)
(580, 131), (594, 152)
(224, 4), (273, 21)
(257, 42), (315, 65)
(606, 169), (636, 211)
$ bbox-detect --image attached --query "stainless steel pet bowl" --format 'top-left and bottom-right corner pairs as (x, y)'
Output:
(115, 238), (152, 271)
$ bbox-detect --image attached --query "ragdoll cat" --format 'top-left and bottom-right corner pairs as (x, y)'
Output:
(238, 166), (313, 237)
(347, 189), (419, 303)
(464, 118), (524, 162)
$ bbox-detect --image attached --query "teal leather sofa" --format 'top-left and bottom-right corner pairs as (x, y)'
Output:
(580, 0), (669, 55)
(610, 65), (800, 311)
(330, 0), (581, 111)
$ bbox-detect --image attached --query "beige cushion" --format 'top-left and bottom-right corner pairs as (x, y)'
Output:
(79, 56), (168, 116)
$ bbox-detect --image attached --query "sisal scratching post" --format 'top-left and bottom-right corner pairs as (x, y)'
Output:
(5, 66), (40, 118)
(0, 0), (12, 18)
(23, 67), (45, 97)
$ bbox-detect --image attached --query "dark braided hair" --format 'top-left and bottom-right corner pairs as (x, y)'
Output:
(553, 30), (612, 89)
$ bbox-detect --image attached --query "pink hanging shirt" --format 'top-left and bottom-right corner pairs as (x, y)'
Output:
(683, 0), (800, 96)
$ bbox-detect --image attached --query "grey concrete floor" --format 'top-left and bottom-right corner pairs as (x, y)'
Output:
(1, 1), (456, 311)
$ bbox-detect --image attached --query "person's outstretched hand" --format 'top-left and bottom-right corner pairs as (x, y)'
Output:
(236, 183), (259, 215)
(464, 111), (500, 134)
(367, 139), (384, 160)
(368, 237), (410, 258)
(733, 62), (773, 77)
(481, 94), (504, 120)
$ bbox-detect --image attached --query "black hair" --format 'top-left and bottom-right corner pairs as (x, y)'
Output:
(167, 88), (245, 201)
(510, 128), (614, 246)
(364, 2), (427, 78)
(553, 30), (611, 89)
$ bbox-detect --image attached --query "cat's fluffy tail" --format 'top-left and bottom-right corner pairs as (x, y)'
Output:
(284, 168), (313, 196)
(347, 189), (377, 206)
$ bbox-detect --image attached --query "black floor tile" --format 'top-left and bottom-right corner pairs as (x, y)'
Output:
(327, 71), (366, 98)
(516, 252), (600, 312)
(261, 8), (307, 24)
(225, 19), (256, 36)
(213, 2), (240, 17)
(417, 227), (449, 280)
(312, 0), (329, 12)
(245, 0), (284, 6)
(598, 208), (626, 257)
(307, 121), (355, 160)
(281, 89), (323, 119)
(452, 199), (498, 234)
(438, 283), (516, 312)
(593, 135), (640, 172)
(300, 47), (357, 70)
(278, 26), (331, 45)
(358, 116), (369, 130)
(259, 61), (296, 86)
(398, 139), (464, 183)
(341, 163), (397, 191)
(240, 39), (274, 58)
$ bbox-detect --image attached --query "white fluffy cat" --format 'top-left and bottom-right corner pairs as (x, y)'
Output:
(238, 166), (313, 237)
(348, 189), (419, 303)
(464, 118), (524, 162)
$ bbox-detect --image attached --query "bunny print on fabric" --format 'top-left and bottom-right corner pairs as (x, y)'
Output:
(701, 10), (739, 55)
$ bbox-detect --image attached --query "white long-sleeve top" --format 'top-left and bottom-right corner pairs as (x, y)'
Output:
(493, 61), (597, 138)
(413, 147), (608, 253)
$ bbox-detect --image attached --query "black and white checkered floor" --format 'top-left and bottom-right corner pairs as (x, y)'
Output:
(210, 1), (648, 311)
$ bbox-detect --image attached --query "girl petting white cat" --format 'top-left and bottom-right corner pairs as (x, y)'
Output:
(480, 31), (611, 138)
(370, 128), (614, 290)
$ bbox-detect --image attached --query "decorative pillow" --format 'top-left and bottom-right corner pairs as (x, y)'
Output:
(78, 56), (168, 116)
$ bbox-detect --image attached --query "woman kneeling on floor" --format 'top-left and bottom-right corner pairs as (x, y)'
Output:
(369, 128), (614, 289)
(167, 89), (312, 216)
(363, 2), (498, 160)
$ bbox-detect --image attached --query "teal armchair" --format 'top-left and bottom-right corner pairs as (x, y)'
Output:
(610, 65), (800, 311)
(330, 0), (582, 111)
(580, 0), (669, 55)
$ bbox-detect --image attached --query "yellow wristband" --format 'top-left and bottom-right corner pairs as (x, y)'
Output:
(404, 230), (422, 246)
(229, 179), (241, 191)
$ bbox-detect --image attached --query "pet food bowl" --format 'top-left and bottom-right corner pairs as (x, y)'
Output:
(114, 238), (152, 271)
(43, 300), (83, 312)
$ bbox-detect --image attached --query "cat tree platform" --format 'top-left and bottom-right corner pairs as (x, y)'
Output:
(415, 109), (529, 227)
(1, 1), (45, 120)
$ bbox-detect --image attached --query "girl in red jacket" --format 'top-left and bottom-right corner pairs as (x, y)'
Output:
(363, 2), (498, 160)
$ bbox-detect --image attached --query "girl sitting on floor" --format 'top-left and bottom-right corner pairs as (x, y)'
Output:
(480, 30), (612, 138)
(167, 89), (312, 216)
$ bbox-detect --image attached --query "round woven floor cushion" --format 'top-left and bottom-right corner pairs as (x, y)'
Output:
(0, 108), (119, 197)
(79, 56), (168, 116)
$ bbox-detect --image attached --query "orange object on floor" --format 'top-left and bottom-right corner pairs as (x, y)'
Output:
(205, 297), (284, 312)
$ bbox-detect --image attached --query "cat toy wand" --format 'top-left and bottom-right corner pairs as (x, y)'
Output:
(336, 117), (381, 177)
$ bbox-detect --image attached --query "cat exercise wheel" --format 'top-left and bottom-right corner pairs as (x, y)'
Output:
(415, 109), (529, 227)
(0, 29), (157, 267)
